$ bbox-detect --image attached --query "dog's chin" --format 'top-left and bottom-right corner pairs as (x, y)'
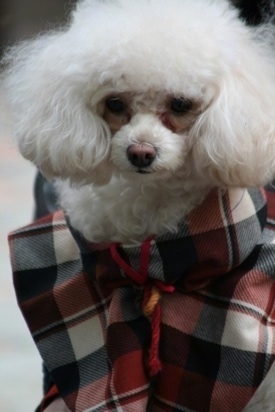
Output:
(63, 166), (166, 189)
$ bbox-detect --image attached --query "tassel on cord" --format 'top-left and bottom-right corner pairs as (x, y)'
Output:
(143, 285), (162, 376)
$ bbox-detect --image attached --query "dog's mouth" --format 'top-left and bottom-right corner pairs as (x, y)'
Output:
(136, 169), (152, 174)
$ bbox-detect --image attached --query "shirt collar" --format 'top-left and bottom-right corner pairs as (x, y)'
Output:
(68, 187), (266, 291)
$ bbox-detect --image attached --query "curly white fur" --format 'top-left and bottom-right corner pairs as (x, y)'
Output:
(3, 0), (275, 244)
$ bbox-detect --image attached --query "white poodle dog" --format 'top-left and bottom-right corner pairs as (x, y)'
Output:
(3, 0), (275, 411)
(3, 0), (275, 244)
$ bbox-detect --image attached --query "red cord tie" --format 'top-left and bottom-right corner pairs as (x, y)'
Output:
(110, 239), (175, 377)
(40, 384), (59, 411)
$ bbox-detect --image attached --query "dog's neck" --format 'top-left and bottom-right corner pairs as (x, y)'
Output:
(57, 175), (211, 244)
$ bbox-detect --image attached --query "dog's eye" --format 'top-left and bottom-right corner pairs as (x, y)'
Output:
(105, 97), (125, 114)
(170, 97), (192, 114)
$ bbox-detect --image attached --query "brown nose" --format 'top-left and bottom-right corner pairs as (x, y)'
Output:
(127, 144), (156, 168)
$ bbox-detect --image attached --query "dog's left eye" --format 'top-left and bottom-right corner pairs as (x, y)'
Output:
(170, 97), (192, 114)
(105, 97), (125, 114)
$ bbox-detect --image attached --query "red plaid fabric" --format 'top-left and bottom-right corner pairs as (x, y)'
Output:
(9, 187), (275, 412)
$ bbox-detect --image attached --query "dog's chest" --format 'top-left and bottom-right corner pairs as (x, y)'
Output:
(59, 179), (208, 243)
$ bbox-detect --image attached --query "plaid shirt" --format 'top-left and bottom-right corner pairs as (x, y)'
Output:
(9, 186), (275, 412)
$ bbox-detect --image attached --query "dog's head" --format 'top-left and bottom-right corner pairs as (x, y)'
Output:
(3, 0), (275, 188)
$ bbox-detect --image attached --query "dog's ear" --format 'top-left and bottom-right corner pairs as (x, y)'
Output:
(2, 33), (112, 183)
(191, 26), (275, 188)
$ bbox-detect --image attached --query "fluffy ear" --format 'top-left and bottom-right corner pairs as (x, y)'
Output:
(192, 25), (275, 188)
(2, 32), (112, 183)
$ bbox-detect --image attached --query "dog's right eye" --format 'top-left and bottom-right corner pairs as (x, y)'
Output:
(105, 97), (125, 114)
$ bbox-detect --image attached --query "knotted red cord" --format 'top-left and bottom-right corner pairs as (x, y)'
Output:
(110, 238), (175, 377)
